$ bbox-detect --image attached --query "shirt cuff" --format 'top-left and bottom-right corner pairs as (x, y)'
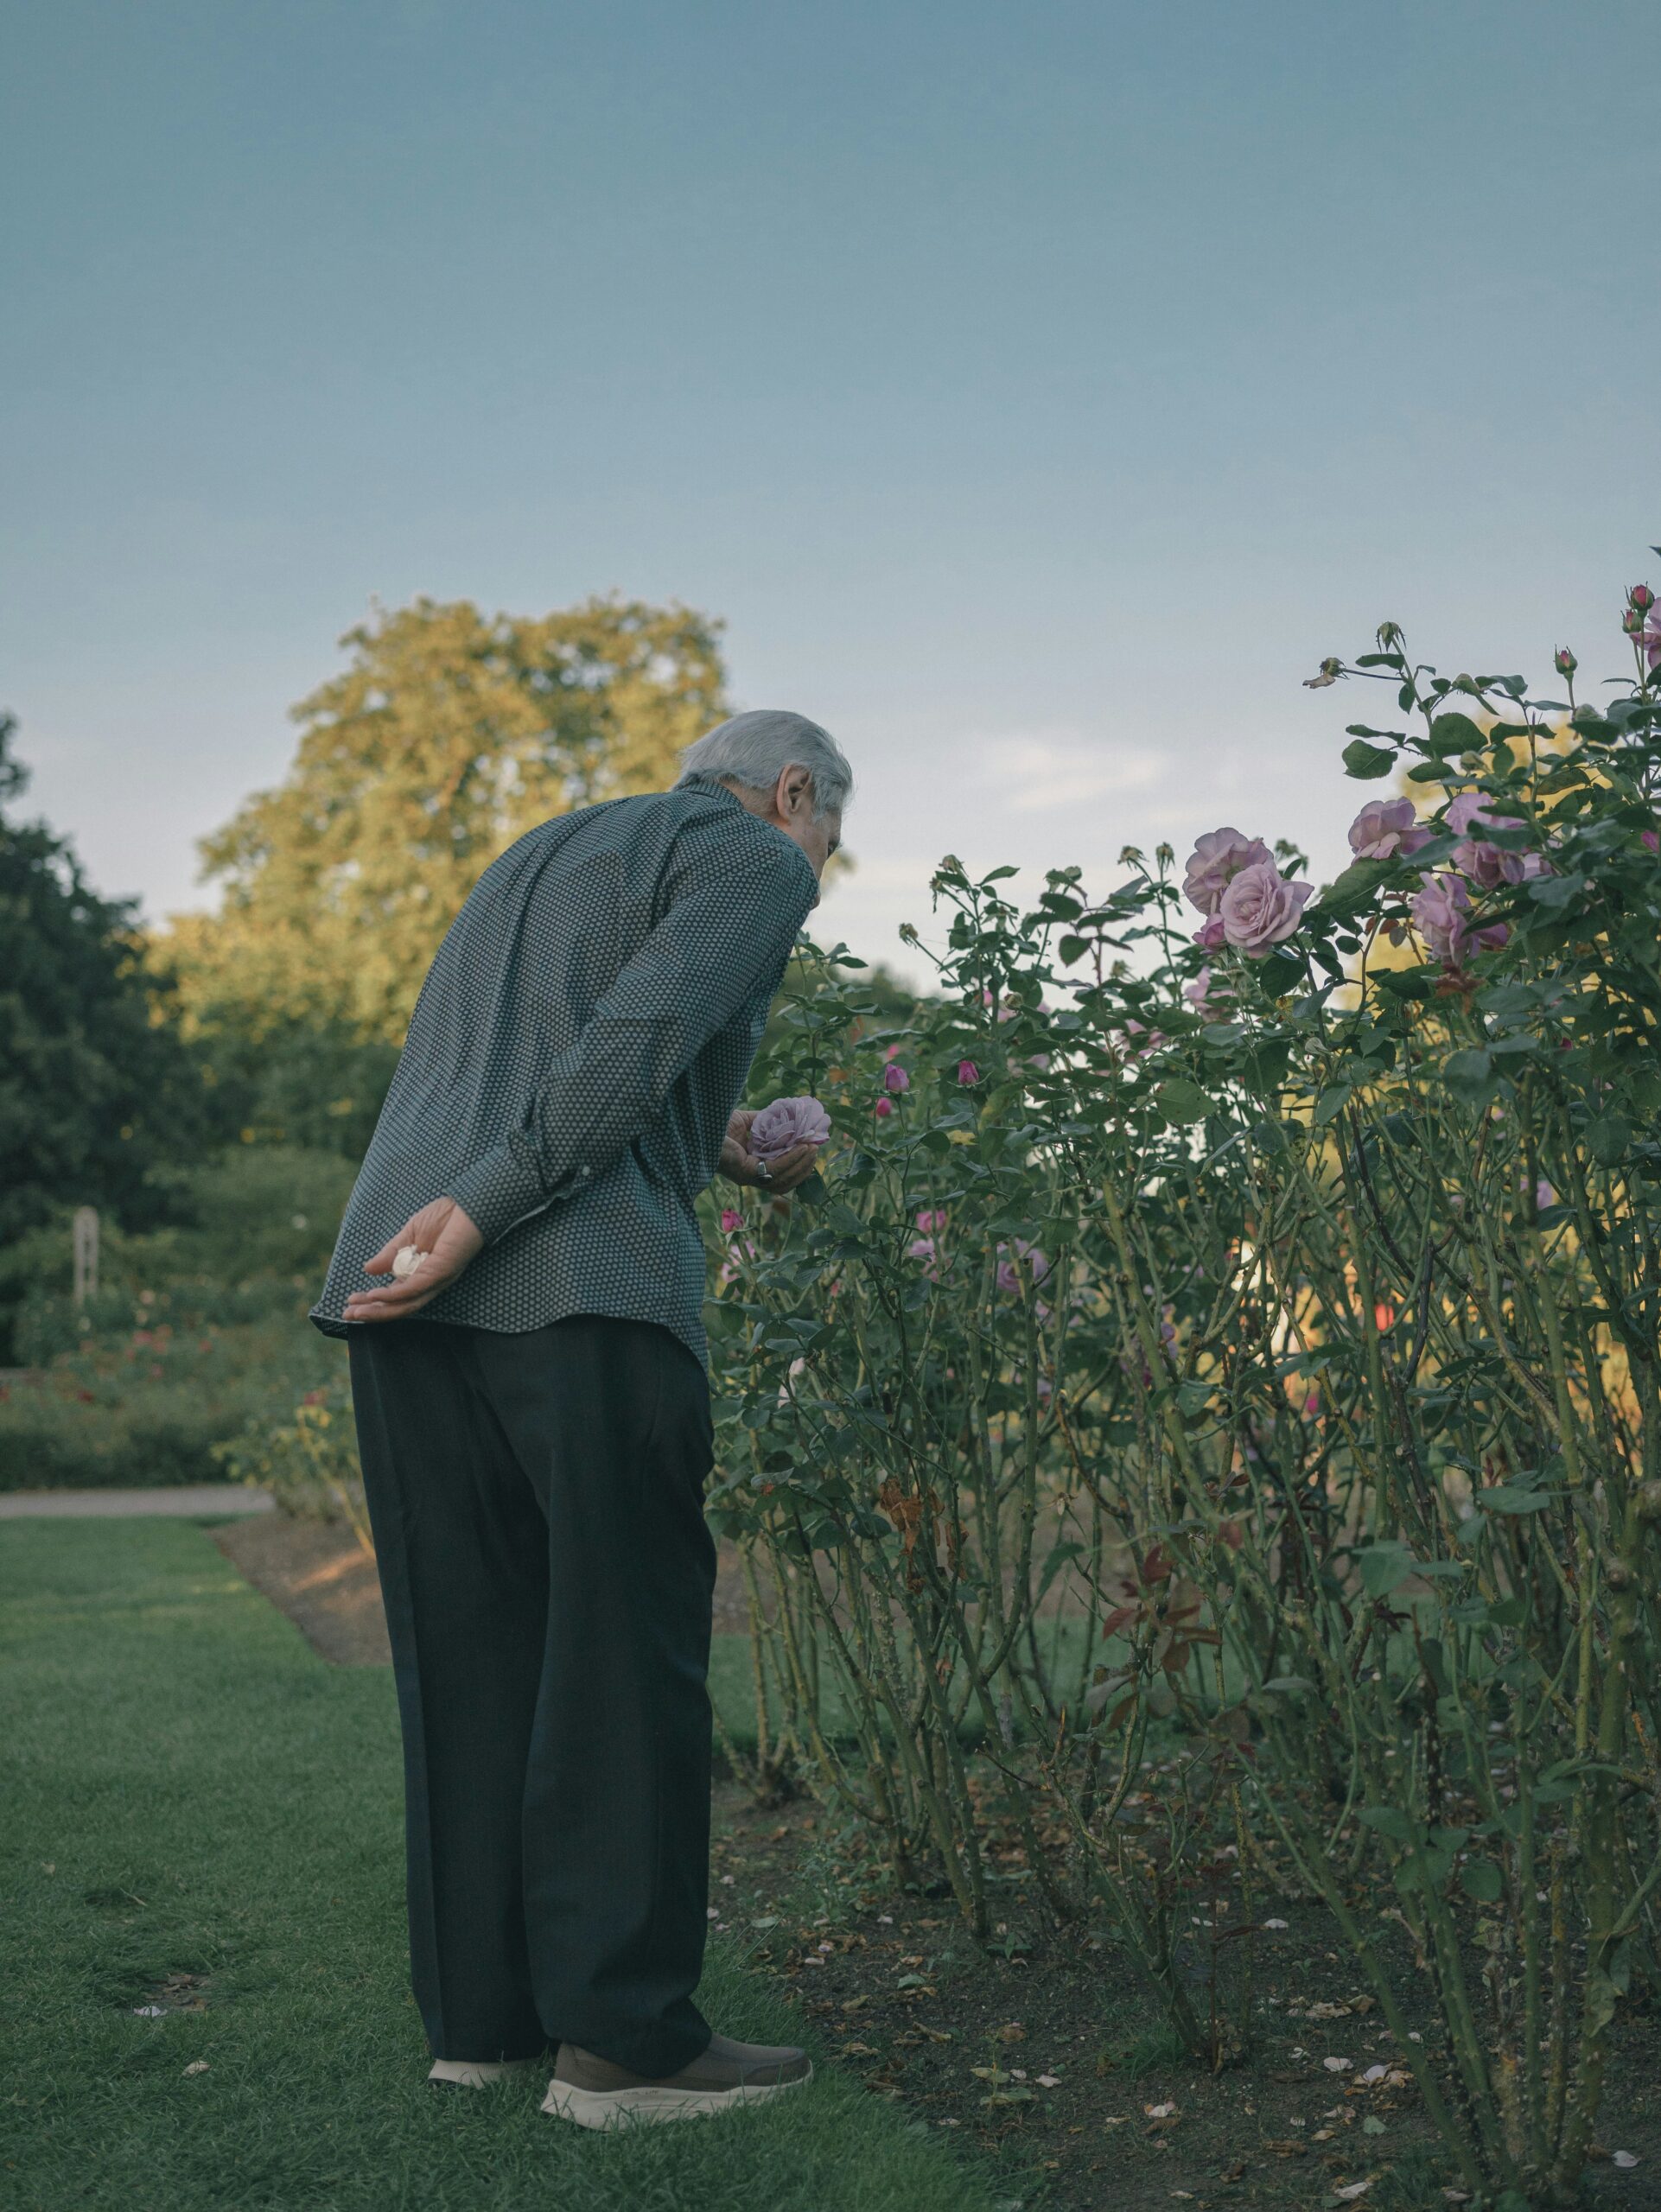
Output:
(447, 1145), (587, 1245)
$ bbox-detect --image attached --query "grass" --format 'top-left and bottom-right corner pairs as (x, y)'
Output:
(0, 1520), (1000, 2212)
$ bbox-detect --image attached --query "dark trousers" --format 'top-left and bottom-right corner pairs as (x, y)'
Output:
(347, 1313), (717, 2075)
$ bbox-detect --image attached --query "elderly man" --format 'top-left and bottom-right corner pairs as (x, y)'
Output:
(310, 709), (850, 2126)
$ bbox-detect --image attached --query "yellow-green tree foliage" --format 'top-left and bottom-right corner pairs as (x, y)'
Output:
(162, 595), (728, 1044)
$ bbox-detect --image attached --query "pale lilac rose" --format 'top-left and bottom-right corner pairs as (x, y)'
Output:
(1184, 966), (1215, 1011)
(996, 1239), (1049, 1295)
(1347, 797), (1429, 860)
(882, 1062), (910, 1095)
(957, 1058), (980, 1085)
(1182, 828), (1274, 916)
(1536, 1179), (1557, 1211)
(750, 1095), (832, 1160)
(908, 1236), (943, 1278)
(1219, 861), (1313, 955)
(1410, 874), (1471, 963)
(1410, 873), (1505, 964)
(1194, 913), (1227, 950)
(1121, 1017), (1165, 1060)
(1445, 792), (1531, 887)
(1644, 608), (1661, 669)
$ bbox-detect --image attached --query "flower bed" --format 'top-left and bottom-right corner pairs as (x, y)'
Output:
(708, 567), (1661, 2205)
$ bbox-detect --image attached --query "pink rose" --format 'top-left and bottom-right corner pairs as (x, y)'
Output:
(1218, 861), (1313, 955)
(1642, 610), (1661, 670)
(1444, 792), (1532, 888)
(996, 1240), (1049, 1296)
(908, 1236), (943, 1278)
(1194, 913), (1227, 950)
(1182, 828), (1274, 916)
(873, 1096), (893, 1118)
(882, 1062), (910, 1096)
(719, 1208), (742, 1233)
(1347, 798), (1429, 860)
(750, 1095), (832, 1160)
(1410, 873), (1507, 966)
(1184, 966), (1216, 1011)
(916, 1210), (948, 1233)
(957, 1058), (980, 1085)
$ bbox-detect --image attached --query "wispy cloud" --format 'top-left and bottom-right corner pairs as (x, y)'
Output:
(975, 731), (1164, 813)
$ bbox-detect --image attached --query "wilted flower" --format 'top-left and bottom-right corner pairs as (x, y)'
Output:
(750, 1095), (832, 1159)
(1302, 658), (1343, 689)
(1347, 797), (1429, 860)
(1182, 828), (1274, 915)
(882, 1062), (910, 1096)
(957, 1058), (980, 1085)
(1219, 861), (1313, 955)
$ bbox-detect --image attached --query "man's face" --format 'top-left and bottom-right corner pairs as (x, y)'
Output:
(793, 810), (842, 901)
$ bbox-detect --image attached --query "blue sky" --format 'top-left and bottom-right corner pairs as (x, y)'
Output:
(3, 1), (1658, 984)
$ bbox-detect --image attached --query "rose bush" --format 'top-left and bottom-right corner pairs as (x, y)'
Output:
(706, 557), (1661, 2204)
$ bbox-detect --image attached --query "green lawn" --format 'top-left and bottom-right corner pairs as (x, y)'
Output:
(0, 1520), (998, 2212)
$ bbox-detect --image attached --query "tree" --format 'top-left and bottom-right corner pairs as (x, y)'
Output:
(160, 594), (729, 1045)
(0, 715), (207, 1247)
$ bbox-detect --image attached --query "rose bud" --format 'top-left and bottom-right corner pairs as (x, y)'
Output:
(1554, 646), (1577, 674)
(1624, 608), (1645, 635)
(1629, 583), (1657, 610)
(874, 1096), (894, 1118)
(957, 1058), (980, 1085)
(882, 1062), (911, 1095)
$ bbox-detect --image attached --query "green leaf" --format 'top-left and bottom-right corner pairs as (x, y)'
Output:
(1358, 1541), (1416, 1598)
(1444, 1048), (1499, 1104)
(1588, 1115), (1632, 1168)
(1314, 1084), (1352, 1128)
(1476, 1486), (1554, 1514)
(1342, 737), (1397, 780)
(1359, 1804), (1414, 1842)
(1461, 1859), (1503, 1903)
(1155, 1078), (1210, 1125)
(1429, 710), (1486, 755)
(1311, 855), (1392, 918)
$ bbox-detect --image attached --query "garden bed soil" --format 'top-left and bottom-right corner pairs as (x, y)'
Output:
(716, 1785), (1661, 2211)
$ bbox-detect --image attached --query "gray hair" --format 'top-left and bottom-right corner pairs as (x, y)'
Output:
(676, 709), (852, 822)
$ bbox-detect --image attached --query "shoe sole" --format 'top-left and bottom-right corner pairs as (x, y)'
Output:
(541, 2066), (812, 2129)
(429, 2059), (541, 2089)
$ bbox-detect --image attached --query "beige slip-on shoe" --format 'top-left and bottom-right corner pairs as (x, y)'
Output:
(541, 2031), (811, 2127)
(428, 2056), (543, 2088)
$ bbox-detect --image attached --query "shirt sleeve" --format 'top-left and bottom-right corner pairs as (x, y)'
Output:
(445, 840), (817, 1243)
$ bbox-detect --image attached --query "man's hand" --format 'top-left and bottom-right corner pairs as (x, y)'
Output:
(719, 1109), (820, 1195)
(342, 1197), (485, 1325)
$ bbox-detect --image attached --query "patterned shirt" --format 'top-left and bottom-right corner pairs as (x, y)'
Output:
(310, 775), (818, 1367)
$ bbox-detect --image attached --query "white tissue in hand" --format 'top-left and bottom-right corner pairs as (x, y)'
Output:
(391, 1244), (426, 1281)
